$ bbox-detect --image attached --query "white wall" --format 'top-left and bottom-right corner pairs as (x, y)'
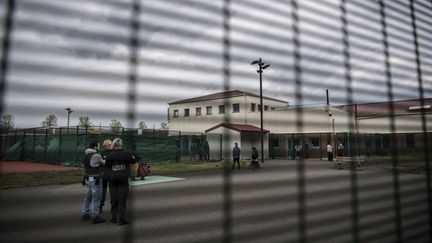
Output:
(168, 95), (288, 133)
(358, 114), (432, 133)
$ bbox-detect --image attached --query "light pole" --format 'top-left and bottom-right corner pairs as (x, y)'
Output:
(251, 58), (270, 163)
(65, 107), (73, 135)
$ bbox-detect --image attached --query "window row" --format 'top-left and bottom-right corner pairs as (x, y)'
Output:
(173, 103), (274, 118)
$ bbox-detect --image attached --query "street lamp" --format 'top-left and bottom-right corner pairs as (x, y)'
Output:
(65, 107), (73, 134)
(251, 58), (270, 163)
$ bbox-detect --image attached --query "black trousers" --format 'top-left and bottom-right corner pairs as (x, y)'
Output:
(109, 179), (129, 217)
(328, 152), (333, 161)
(100, 179), (109, 209)
(232, 157), (240, 170)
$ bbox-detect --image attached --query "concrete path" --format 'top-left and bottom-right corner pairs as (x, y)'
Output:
(0, 159), (430, 243)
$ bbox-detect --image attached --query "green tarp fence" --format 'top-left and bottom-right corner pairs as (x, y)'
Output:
(1, 134), (180, 166)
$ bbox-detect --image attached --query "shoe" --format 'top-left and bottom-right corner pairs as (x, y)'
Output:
(81, 214), (91, 221)
(92, 216), (106, 224)
(118, 219), (129, 225)
(110, 215), (118, 223)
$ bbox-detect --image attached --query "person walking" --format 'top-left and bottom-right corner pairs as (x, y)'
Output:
(99, 139), (113, 213)
(327, 143), (333, 162)
(232, 142), (241, 170)
(81, 141), (106, 224)
(105, 138), (135, 225)
(250, 147), (260, 171)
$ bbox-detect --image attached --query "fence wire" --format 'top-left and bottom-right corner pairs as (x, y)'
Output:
(0, 0), (431, 242)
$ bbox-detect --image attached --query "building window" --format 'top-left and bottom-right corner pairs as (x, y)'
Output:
(405, 134), (415, 149)
(173, 109), (179, 118)
(251, 103), (256, 112)
(264, 105), (269, 111)
(206, 106), (212, 115)
(184, 108), (189, 117)
(219, 105), (225, 114)
(196, 107), (201, 116)
(311, 137), (320, 148)
(258, 105), (262, 111)
(271, 107), (275, 110)
(232, 103), (240, 113)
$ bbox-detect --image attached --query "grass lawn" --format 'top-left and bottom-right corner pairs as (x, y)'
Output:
(0, 161), (229, 189)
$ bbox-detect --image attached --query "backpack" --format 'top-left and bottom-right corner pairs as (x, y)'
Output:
(137, 162), (151, 180)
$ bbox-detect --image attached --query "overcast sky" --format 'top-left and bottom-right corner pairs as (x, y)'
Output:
(2, 0), (431, 128)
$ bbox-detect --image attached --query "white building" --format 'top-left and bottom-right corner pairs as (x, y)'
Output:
(168, 90), (432, 161)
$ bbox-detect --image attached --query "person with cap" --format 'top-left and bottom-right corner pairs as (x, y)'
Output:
(99, 139), (113, 213)
(105, 138), (135, 225)
(81, 141), (106, 224)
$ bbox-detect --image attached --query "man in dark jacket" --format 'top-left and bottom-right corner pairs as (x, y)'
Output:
(232, 142), (241, 170)
(81, 141), (106, 224)
(105, 138), (135, 225)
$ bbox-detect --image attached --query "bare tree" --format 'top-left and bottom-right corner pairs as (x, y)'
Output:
(42, 114), (58, 128)
(138, 121), (147, 129)
(78, 116), (92, 128)
(110, 119), (122, 132)
(160, 121), (169, 129)
(1, 113), (15, 129)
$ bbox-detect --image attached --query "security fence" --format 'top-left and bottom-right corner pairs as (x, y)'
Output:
(1, 0), (431, 243)
(0, 126), (181, 164)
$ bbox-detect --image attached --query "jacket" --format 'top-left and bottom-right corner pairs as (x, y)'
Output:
(105, 149), (135, 180)
(83, 148), (105, 176)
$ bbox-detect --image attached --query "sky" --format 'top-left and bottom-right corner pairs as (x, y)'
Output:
(1, 0), (431, 129)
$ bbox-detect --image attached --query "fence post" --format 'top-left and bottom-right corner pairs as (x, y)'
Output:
(45, 128), (48, 162)
(21, 129), (26, 161)
(32, 129), (36, 161)
(220, 134), (222, 161)
(13, 128), (17, 144)
(178, 131), (182, 162)
(58, 127), (62, 163)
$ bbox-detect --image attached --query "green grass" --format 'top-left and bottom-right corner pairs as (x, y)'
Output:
(0, 161), (227, 189)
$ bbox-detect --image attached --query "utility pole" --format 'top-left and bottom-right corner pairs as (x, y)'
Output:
(251, 58), (270, 163)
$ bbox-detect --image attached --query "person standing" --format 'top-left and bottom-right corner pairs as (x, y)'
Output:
(203, 141), (210, 161)
(81, 141), (106, 224)
(99, 139), (113, 213)
(327, 143), (333, 162)
(105, 138), (135, 225)
(232, 142), (241, 170)
(294, 143), (302, 160)
(337, 141), (344, 157)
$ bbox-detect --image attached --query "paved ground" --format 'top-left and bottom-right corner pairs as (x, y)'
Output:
(0, 159), (430, 243)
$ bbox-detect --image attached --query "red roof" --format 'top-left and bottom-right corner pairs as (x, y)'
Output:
(205, 123), (269, 133)
(337, 98), (432, 119)
(169, 90), (288, 105)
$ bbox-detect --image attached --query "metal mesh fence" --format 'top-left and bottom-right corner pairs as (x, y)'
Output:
(0, 0), (431, 242)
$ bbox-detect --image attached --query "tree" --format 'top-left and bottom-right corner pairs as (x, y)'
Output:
(78, 116), (92, 128)
(138, 121), (147, 129)
(1, 113), (15, 129)
(160, 121), (168, 129)
(42, 114), (58, 128)
(110, 119), (122, 132)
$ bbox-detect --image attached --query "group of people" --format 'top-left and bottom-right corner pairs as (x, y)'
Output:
(190, 141), (210, 161)
(231, 142), (260, 171)
(81, 138), (136, 225)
